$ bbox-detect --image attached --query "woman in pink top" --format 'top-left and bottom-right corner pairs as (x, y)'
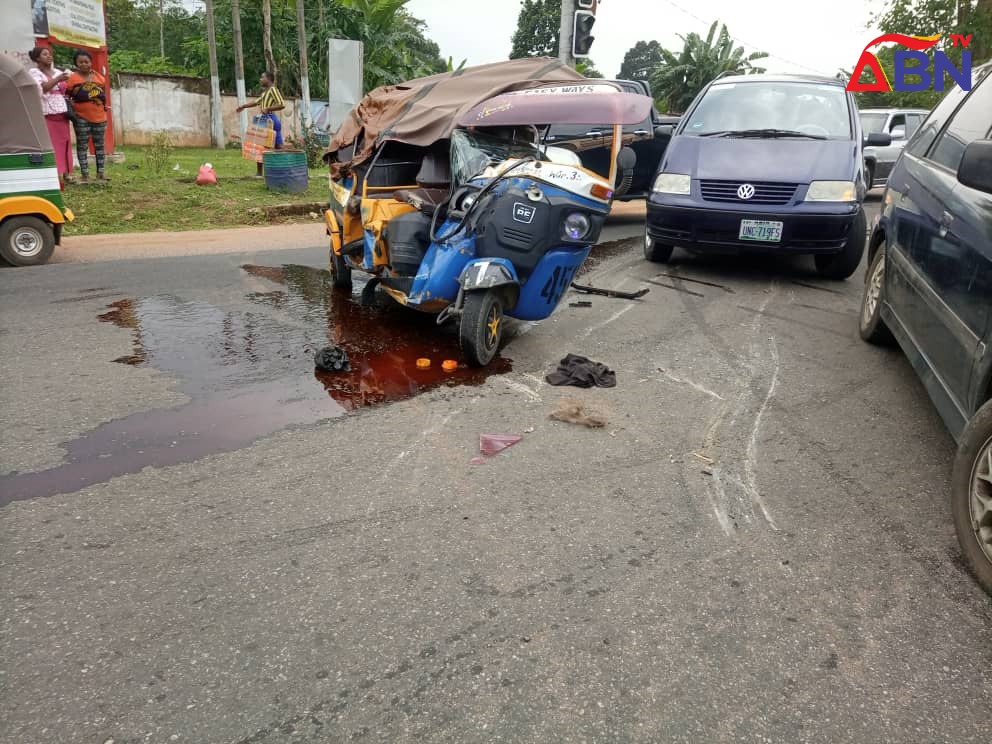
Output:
(28, 46), (75, 185)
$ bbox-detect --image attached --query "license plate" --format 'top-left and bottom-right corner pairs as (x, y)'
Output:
(739, 220), (783, 242)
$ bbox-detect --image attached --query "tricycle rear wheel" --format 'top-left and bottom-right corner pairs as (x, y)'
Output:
(460, 289), (503, 367)
(330, 248), (352, 289)
(0, 216), (55, 267)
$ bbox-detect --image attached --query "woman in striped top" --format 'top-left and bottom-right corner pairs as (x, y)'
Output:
(237, 71), (285, 175)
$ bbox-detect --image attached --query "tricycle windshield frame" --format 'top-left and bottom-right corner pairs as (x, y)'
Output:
(450, 129), (546, 185)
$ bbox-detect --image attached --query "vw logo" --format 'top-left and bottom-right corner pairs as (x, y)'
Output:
(737, 183), (755, 200)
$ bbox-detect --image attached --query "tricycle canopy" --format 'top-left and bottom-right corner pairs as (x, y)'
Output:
(0, 53), (51, 155)
(458, 83), (654, 128)
(323, 57), (586, 176)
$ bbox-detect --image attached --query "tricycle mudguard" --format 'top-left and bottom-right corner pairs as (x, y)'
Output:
(511, 245), (593, 321)
(458, 258), (519, 291)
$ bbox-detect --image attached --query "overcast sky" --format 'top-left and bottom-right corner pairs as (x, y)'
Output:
(406, 0), (887, 79)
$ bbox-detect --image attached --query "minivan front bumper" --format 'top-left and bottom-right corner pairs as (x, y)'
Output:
(646, 200), (860, 255)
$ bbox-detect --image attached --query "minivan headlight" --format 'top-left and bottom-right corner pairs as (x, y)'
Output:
(652, 173), (691, 195)
(806, 180), (856, 202)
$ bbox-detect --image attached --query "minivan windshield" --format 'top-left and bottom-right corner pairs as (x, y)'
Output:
(682, 81), (853, 139)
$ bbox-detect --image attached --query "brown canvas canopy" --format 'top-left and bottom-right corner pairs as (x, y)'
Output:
(0, 53), (52, 155)
(324, 57), (586, 174)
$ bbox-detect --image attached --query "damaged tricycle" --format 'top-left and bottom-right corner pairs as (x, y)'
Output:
(322, 59), (652, 366)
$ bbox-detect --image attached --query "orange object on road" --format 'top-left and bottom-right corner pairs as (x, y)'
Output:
(416, 358), (431, 369)
(442, 359), (458, 371)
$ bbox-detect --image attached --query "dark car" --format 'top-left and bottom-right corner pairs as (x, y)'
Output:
(644, 73), (891, 279)
(544, 79), (676, 201)
(859, 60), (992, 595)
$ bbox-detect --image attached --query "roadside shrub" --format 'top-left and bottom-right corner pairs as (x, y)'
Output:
(143, 132), (175, 175)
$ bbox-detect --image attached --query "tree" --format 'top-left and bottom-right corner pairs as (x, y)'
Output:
(576, 59), (604, 78)
(650, 21), (767, 113)
(510, 0), (560, 59)
(262, 0), (275, 77)
(618, 40), (664, 81)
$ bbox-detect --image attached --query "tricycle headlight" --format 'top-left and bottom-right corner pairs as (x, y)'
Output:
(806, 180), (856, 202)
(563, 212), (591, 240)
(652, 173), (691, 195)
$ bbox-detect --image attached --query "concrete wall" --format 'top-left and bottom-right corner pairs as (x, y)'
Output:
(112, 72), (303, 147)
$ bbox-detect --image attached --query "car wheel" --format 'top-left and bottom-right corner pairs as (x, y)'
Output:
(859, 245), (895, 345)
(814, 208), (867, 280)
(951, 399), (992, 596)
(0, 216), (56, 267)
(643, 228), (673, 263)
(865, 162), (875, 190)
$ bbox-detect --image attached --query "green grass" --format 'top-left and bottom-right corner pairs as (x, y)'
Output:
(64, 146), (330, 235)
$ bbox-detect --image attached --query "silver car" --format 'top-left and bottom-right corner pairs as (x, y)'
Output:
(860, 107), (930, 188)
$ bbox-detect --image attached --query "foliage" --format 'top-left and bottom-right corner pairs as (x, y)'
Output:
(845, 0), (992, 109)
(103, 0), (449, 100)
(142, 132), (176, 175)
(293, 123), (329, 169)
(618, 40), (664, 81)
(510, 0), (560, 59)
(576, 60), (604, 78)
(650, 21), (768, 114)
(108, 50), (193, 76)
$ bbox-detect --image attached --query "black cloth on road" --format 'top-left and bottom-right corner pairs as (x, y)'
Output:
(545, 353), (616, 388)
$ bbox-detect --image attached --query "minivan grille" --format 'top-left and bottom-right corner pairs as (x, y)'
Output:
(699, 180), (799, 205)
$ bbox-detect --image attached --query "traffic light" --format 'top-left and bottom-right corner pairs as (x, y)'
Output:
(572, 10), (595, 58)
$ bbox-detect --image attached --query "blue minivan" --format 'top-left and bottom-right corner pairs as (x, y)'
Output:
(645, 73), (890, 279)
(859, 61), (992, 595)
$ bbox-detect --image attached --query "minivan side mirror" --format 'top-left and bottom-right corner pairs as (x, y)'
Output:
(865, 132), (892, 146)
(957, 139), (992, 194)
(655, 124), (675, 137)
(890, 125), (906, 140)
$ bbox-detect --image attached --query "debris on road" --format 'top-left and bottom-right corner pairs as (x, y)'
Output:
(548, 397), (608, 428)
(314, 345), (351, 372)
(570, 282), (649, 300)
(569, 301), (593, 308)
(546, 353), (617, 388)
(472, 433), (523, 463)
(692, 451), (715, 465)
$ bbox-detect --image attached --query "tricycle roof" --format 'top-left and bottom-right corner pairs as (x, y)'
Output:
(458, 83), (654, 127)
(0, 53), (51, 155)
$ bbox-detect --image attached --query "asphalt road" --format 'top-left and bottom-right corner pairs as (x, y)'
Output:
(2, 198), (990, 743)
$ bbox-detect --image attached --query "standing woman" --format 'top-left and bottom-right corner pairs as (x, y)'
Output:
(65, 50), (110, 182)
(27, 46), (74, 185)
(237, 71), (285, 176)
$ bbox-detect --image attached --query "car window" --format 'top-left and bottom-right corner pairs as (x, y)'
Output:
(860, 112), (888, 134)
(905, 87), (970, 157)
(927, 72), (992, 171)
(684, 81), (852, 138)
(906, 114), (925, 137)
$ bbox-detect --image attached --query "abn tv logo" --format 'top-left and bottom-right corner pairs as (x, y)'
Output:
(847, 32), (974, 92)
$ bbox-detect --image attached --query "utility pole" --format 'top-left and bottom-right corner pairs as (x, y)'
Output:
(558, 0), (576, 67)
(232, 0), (248, 137)
(159, 0), (165, 58)
(204, 0), (224, 148)
(297, 0), (311, 130)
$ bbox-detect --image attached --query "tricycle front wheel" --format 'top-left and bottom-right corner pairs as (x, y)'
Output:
(460, 289), (503, 367)
(0, 216), (55, 267)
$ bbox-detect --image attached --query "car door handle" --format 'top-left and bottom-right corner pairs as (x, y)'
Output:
(634, 129), (649, 136)
(584, 130), (603, 137)
(939, 210), (953, 237)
